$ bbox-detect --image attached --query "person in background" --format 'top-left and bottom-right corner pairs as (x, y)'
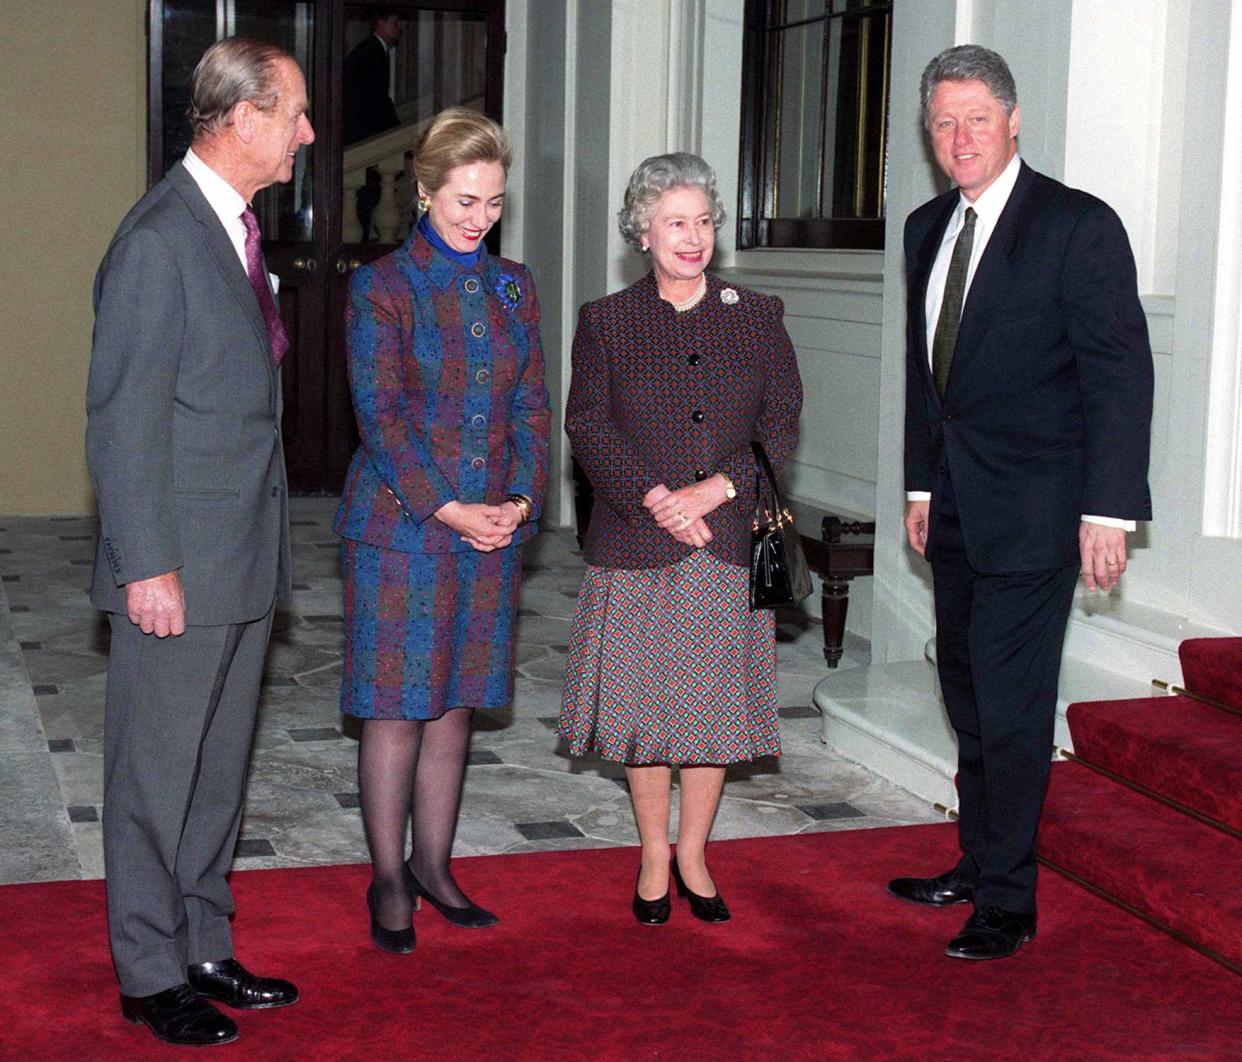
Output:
(343, 9), (403, 238)
(891, 44), (1153, 960)
(86, 37), (313, 1047)
(335, 107), (550, 953)
(559, 152), (802, 927)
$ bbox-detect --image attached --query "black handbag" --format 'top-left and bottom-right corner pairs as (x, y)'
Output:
(748, 441), (813, 610)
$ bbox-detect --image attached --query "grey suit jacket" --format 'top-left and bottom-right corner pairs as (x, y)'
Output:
(86, 162), (292, 626)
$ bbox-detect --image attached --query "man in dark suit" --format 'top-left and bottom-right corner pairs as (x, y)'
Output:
(344, 11), (403, 240)
(86, 37), (314, 1045)
(889, 45), (1153, 960)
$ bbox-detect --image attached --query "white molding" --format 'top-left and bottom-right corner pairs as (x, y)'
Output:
(667, 0), (705, 154)
(1202, 2), (1242, 539)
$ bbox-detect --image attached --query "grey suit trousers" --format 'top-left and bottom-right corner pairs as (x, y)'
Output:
(102, 606), (273, 998)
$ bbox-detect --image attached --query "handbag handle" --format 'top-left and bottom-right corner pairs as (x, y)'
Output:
(751, 440), (785, 517)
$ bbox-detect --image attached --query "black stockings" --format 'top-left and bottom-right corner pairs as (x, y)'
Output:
(357, 708), (474, 929)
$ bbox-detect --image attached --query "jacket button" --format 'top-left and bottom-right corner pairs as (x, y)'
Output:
(475, 368), (490, 383)
(464, 277), (480, 294)
(472, 414), (487, 428)
(694, 470), (707, 481)
(688, 353), (701, 366)
(471, 457), (485, 470)
(471, 322), (486, 338)
(271, 486), (279, 497)
(690, 410), (704, 423)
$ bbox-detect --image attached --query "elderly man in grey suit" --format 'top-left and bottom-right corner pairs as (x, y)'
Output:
(86, 37), (313, 1047)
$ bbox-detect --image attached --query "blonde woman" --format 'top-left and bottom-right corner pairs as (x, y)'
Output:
(336, 108), (551, 952)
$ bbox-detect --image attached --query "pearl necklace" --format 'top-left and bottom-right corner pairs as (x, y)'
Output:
(661, 274), (708, 313)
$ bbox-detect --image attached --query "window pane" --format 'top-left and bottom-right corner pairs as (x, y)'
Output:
(775, 21), (823, 220)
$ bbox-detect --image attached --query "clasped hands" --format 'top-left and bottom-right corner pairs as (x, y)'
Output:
(643, 476), (731, 548)
(435, 499), (526, 552)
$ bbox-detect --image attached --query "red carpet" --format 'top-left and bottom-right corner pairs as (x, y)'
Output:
(1040, 760), (1242, 966)
(1180, 636), (1242, 708)
(3, 826), (1238, 1061)
(1066, 695), (1242, 831)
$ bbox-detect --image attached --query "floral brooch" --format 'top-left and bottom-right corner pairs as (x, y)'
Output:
(721, 287), (739, 305)
(495, 273), (522, 310)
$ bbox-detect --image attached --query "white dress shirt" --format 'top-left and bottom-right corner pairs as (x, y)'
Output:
(908, 153), (1132, 530)
(182, 148), (248, 271)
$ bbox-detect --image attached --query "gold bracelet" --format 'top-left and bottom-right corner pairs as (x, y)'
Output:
(507, 493), (534, 525)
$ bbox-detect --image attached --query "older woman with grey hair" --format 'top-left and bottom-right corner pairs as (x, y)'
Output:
(559, 153), (803, 925)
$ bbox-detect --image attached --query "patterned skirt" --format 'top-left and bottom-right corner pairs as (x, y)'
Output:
(558, 549), (779, 766)
(340, 539), (521, 720)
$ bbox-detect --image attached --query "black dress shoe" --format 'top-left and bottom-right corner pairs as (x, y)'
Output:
(946, 905), (1037, 960)
(367, 884), (415, 953)
(120, 983), (238, 1046)
(632, 868), (671, 925)
(887, 868), (974, 907)
(188, 958), (299, 1010)
(671, 859), (730, 923)
(404, 862), (498, 928)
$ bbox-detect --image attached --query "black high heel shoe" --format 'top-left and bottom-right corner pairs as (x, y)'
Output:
(367, 884), (415, 953)
(404, 862), (498, 928)
(632, 869), (671, 926)
(672, 859), (731, 923)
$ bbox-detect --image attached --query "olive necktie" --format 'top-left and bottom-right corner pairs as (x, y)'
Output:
(931, 207), (976, 396)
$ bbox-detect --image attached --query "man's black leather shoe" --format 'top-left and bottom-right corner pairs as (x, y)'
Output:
(887, 868), (974, 907)
(188, 958), (299, 1010)
(945, 905), (1037, 960)
(120, 983), (239, 1046)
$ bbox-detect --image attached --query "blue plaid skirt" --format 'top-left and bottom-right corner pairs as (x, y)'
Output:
(339, 539), (522, 720)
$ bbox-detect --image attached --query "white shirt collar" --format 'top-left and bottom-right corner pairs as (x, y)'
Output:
(183, 148), (247, 223)
(955, 151), (1022, 229)
(182, 148), (249, 270)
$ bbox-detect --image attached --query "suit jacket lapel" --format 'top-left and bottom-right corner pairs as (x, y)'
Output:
(166, 163), (277, 389)
(911, 194), (957, 404)
(946, 162), (1035, 393)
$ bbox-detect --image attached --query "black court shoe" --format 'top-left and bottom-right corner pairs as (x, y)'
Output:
(367, 884), (415, 953)
(632, 869), (672, 925)
(404, 862), (498, 928)
(672, 859), (731, 923)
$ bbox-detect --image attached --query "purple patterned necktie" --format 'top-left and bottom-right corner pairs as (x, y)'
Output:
(241, 206), (289, 366)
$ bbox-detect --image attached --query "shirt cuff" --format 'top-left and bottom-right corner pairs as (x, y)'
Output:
(906, 491), (932, 502)
(1082, 514), (1136, 531)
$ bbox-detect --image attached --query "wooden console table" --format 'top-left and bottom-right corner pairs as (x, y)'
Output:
(787, 501), (875, 668)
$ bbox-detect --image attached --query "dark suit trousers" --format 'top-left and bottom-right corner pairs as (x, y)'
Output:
(929, 475), (1077, 912)
(102, 606), (273, 997)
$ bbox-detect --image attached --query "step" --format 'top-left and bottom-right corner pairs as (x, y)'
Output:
(1179, 637), (1242, 710)
(816, 657), (1155, 807)
(1038, 761), (1242, 970)
(1067, 696), (1242, 833)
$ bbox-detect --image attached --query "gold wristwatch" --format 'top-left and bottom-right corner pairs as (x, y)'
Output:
(719, 474), (737, 500)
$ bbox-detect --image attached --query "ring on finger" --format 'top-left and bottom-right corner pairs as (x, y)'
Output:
(677, 512), (688, 526)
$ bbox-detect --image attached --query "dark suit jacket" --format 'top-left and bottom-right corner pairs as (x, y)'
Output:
(86, 162), (292, 625)
(343, 35), (400, 144)
(903, 162), (1154, 573)
(565, 271), (802, 570)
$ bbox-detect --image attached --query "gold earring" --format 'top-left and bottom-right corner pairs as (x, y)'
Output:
(417, 194), (431, 213)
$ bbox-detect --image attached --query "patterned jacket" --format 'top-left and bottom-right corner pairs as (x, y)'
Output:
(335, 228), (551, 553)
(565, 271), (802, 570)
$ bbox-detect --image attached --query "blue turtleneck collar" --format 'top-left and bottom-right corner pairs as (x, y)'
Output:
(418, 213), (482, 268)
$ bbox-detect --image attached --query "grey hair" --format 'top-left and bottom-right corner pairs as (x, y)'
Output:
(188, 37), (294, 139)
(617, 152), (726, 251)
(919, 45), (1017, 129)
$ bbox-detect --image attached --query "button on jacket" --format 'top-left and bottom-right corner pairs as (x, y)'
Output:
(565, 271), (802, 570)
(335, 227), (551, 553)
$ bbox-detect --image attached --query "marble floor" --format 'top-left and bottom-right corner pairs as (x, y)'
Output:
(0, 498), (939, 886)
